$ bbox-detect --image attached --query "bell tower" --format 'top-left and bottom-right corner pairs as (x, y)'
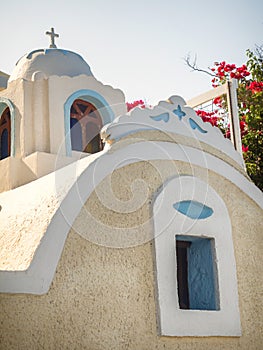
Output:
(0, 28), (126, 193)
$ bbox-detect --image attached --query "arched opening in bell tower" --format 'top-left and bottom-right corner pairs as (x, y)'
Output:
(0, 107), (11, 160)
(70, 99), (103, 154)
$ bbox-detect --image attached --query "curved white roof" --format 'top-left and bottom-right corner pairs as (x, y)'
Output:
(0, 141), (262, 294)
(9, 48), (94, 82)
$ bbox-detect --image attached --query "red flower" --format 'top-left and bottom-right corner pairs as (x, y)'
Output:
(240, 120), (246, 131)
(242, 145), (249, 153)
(196, 110), (218, 127)
(213, 96), (222, 106)
(239, 120), (248, 136)
(126, 100), (146, 111)
(212, 61), (250, 83)
(247, 81), (263, 94)
(225, 126), (231, 139)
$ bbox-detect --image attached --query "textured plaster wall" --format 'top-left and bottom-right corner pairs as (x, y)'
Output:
(0, 160), (262, 349)
(32, 78), (49, 153)
(0, 157), (36, 193)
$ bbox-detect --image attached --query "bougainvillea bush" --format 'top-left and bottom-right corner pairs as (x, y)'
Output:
(127, 46), (263, 190)
(196, 46), (263, 190)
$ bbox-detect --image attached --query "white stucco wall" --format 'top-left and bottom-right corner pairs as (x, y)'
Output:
(0, 160), (262, 349)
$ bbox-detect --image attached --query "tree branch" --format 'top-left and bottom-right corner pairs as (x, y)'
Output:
(255, 44), (263, 61)
(184, 53), (217, 77)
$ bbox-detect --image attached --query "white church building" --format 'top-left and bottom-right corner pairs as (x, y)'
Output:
(0, 29), (262, 349)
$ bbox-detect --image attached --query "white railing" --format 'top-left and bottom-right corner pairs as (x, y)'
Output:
(187, 79), (243, 156)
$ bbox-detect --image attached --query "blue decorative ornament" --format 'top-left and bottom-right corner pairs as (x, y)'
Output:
(173, 200), (213, 219)
(173, 105), (186, 120)
(189, 118), (207, 133)
(150, 113), (170, 123)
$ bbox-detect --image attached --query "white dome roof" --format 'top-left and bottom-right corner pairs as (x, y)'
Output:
(9, 48), (94, 82)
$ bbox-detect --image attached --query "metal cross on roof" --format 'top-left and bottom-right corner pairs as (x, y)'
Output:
(45, 27), (59, 48)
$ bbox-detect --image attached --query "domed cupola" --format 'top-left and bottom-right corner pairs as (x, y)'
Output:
(9, 48), (94, 82)
(9, 28), (93, 82)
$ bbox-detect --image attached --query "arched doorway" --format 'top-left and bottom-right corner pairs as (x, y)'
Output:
(0, 107), (11, 160)
(70, 99), (103, 154)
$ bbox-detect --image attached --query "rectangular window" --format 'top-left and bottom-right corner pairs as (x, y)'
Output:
(176, 235), (219, 311)
(154, 176), (241, 336)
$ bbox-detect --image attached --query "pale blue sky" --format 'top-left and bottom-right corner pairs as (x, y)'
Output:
(1, 0), (262, 104)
